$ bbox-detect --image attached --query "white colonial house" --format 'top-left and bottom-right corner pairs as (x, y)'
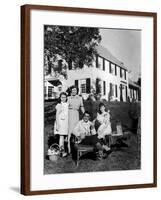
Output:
(44, 45), (140, 102)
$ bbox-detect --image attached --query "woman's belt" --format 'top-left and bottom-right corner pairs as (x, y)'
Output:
(69, 108), (78, 111)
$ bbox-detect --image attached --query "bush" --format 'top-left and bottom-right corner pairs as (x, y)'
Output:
(44, 99), (141, 132)
(83, 99), (141, 131)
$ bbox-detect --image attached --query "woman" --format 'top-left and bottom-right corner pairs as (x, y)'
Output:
(67, 85), (85, 152)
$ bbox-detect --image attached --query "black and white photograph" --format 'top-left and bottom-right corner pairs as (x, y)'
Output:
(44, 25), (141, 174)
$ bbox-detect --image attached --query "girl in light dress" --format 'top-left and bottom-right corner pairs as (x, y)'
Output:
(96, 103), (112, 148)
(54, 92), (69, 157)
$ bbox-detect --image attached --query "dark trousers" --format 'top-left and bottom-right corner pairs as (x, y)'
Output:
(80, 134), (102, 151)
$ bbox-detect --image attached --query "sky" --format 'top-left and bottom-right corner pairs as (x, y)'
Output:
(100, 28), (141, 81)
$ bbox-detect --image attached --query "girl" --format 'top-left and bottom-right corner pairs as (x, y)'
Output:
(96, 103), (112, 147)
(54, 92), (68, 157)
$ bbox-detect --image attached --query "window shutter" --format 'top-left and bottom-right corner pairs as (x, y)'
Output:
(125, 86), (128, 101)
(110, 83), (112, 95)
(120, 68), (122, 78)
(96, 78), (99, 94)
(103, 81), (106, 95)
(75, 80), (78, 89)
(103, 59), (105, 71)
(124, 70), (126, 80)
(96, 55), (98, 68)
(115, 85), (118, 97)
(86, 78), (91, 93)
(115, 65), (117, 76)
(109, 62), (112, 73)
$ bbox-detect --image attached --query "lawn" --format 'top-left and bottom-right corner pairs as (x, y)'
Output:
(44, 100), (141, 174)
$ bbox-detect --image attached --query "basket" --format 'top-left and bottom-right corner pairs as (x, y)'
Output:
(47, 143), (60, 162)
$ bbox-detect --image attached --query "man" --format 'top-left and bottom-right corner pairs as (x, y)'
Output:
(73, 111), (107, 159)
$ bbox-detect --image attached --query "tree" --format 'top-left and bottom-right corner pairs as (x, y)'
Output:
(44, 25), (101, 74)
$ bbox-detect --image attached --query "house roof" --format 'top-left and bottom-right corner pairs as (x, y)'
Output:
(96, 45), (127, 70)
(128, 79), (140, 89)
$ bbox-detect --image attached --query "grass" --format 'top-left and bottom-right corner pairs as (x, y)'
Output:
(44, 100), (141, 174)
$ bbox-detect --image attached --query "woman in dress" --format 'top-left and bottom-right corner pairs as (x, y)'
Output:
(54, 92), (68, 157)
(67, 85), (85, 152)
(96, 103), (112, 147)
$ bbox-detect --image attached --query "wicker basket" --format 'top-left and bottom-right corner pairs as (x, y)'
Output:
(47, 143), (60, 162)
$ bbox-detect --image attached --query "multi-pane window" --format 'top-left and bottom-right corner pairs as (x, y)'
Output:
(81, 84), (86, 93)
(80, 79), (86, 94)
(105, 60), (110, 72)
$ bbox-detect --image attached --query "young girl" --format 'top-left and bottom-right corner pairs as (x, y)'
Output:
(96, 103), (112, 147)
(54, 92), (68, 157)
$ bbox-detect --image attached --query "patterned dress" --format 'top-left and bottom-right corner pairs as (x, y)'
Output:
(67, 95), (84, 136)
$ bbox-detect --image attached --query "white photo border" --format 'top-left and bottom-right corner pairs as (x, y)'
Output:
(29, 8), (155, 191)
